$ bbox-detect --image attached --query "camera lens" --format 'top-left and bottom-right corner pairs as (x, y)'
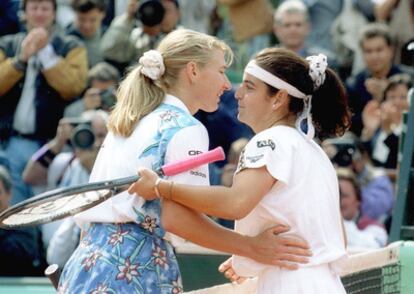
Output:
(333, 147), (355, 167)
(71, 125), (95, 150)
(136, 0), (165, 27)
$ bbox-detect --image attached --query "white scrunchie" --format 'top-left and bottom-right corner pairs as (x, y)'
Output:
(139, 50), (165, 80)
(306, 54), (327, 90)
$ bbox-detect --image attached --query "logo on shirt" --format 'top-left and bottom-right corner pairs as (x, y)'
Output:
(257, 139), (275, 150)
(188, 150), (202, 156)
(190, 170), (207, 178)
(246, 154), (264, 163)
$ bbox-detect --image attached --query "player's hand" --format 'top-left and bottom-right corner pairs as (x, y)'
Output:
(247, 225), (312, 270)
(128, 167), (159, 200)
(218, 257), (247, 284)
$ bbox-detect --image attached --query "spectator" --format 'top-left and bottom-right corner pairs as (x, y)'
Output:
(337, 168), (388, 252)
(67, 0), (108, 68)
(0, 0), (21, 37)
(346, 22), (414, 136)
(273, 0), (337, 69)
(0, 0), (88, 205)
(160, 0), (181, 34)
(64, 61), (120, 117)
(100, 0), (166, 73)
(0, 165), (47, 276)
(322, 133), (395, 225)
(45, 110), (108, 261)
(361, 73), (412, 169)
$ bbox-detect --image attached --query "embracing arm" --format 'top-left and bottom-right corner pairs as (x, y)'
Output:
(162, 199), (310, 269)
(131, 166), (275, 220)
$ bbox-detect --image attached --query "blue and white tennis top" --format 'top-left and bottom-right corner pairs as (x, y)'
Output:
(74, 94), (210, 237)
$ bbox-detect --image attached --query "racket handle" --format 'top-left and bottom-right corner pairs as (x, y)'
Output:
(45, 264), (61, 290)
(161, 147), (225, 176)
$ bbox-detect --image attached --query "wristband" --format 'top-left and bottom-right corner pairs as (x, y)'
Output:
(32, 145), (57, 168)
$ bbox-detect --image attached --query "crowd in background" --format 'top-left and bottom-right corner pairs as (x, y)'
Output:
(0, 0), (413, 276)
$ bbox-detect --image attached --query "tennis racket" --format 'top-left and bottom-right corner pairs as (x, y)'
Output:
(0, 147), (225, 229)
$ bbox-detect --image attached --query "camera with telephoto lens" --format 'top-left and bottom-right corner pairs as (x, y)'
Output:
(135, 0), (165, 26)
(66, 118), (95, 150)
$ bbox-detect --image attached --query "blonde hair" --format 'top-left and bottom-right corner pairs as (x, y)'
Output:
(108, 29), (233, 137)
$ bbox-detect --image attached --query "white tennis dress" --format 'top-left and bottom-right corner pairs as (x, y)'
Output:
(232, 126), (347, 294)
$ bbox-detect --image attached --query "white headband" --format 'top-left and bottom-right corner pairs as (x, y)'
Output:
(245, 61), (307, 99)
(244, 55), (328, 141)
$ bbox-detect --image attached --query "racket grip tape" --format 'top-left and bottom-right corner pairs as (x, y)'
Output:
(161, 147), (225, 176)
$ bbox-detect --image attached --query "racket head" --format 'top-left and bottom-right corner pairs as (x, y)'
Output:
(0, 186), (116, 229)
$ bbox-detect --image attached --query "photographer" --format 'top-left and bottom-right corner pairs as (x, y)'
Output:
(100, 0), (180, 74)
(22, 110), (108, 247)
(64, 62), (120, 118)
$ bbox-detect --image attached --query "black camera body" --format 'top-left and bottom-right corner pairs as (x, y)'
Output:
(136, 0), (165, 27)
(66, 118), (95, 150)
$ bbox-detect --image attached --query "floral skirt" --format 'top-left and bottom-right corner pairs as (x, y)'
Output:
(58, 223), (182, 293)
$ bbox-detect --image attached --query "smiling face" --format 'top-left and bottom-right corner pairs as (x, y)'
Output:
(193, 49), (231, 113)
(235, 73), (276, 131)
(25, 0), (55, 30)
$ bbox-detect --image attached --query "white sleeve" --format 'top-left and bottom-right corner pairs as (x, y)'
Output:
(237, 130), (293, 185)
(164, 124), (210, 186)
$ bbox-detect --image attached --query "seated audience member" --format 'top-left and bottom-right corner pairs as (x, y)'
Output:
(361, 74), (412, 170)
(0, 165), (47, 276)
(346, 22), (414, 136)
(0, 0), (88, 205)
(64, 61), (120, 118)
(337, 168), (388, 252)
(322, 133), (395, 226)
(273, 0), (338, 69)
(67, 0), (108, 68)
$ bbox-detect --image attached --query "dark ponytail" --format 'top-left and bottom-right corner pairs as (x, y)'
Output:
(310, 68), (351, 138)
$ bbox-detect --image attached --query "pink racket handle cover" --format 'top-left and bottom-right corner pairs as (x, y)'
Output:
(161, 147), (225, 176)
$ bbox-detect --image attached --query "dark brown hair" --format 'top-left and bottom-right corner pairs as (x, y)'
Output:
(254, 48), (351, 139)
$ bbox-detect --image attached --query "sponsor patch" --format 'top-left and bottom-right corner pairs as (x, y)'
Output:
(257, 139), (275, 150)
